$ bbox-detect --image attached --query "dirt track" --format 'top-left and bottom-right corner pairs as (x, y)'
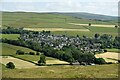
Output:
(69, 23), (115, 28)
(0, 56), (39, 69)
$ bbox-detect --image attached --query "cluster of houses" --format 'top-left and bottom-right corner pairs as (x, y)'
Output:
(20, 32), (104, 53)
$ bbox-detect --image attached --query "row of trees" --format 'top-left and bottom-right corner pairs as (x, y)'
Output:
(16, 50), (41, 55)
(1, 27), (51, 34)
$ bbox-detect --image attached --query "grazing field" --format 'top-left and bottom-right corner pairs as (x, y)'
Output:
(1, 63), (118, 78)
(0, 34), (20, 40)
(0, 56), (39, 69)
(15, 55), (69, 65)
(1, 43), (36, 56)
(95, 52), (120, 63)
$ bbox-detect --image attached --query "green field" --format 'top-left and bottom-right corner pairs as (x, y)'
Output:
(1, 63), (119, 78)
(106, 48), (119, 53)
(0, 34), (20, 40)
(15, 55), (61, 62)
(1, 43), (36, 56)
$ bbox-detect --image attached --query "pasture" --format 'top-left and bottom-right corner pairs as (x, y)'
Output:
(0, 34), (19, 40)
(95, 52), (120, 63)
(1, 56), (39, 69)
(106, 48), (119, 53)
(1, 43), (36, 56)
(15, 55), (69, 65)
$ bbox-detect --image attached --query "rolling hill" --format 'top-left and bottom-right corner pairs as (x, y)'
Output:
(61, 12), (117, 20)
(1, 11), (117, 28)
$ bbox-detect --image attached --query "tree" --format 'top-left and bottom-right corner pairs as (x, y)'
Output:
(38, 54), (46, 65)
(16, 50), (24, 55)
(89, 23), (91, 26)
(94, 33), (100, 39)
(6, 62), (15, 69)
(115, 25), (118, 28)
(78, 53), (95, 64)
(36, 52), (40, 55)
(29, 52), (35, 55)
(94, 58), (106, 64)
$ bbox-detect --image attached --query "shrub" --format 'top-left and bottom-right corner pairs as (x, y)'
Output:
(104, 49), (107, 52)
(36, 52), (40, 55)
(16, 50), (24, 55)
(94, 58), (106, 64)
(29, 52), (35, 55)
(6, 62), (15, 69)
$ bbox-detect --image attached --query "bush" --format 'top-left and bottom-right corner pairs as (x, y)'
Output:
(104, 49), (107, 52)
(16, 50), (24, 55)
(29, 52), (35, 55)
(36, 52), (40, 55)
(6, 62), (15, 69)
(94, 58), (106, 64)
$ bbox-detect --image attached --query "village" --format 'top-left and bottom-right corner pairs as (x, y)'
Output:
(20, 31), (104, 54)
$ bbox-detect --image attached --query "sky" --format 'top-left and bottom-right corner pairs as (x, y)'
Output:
(1, 0), (119, 16)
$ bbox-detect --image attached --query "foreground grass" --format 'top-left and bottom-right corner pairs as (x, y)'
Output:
(2, 64), (119, 78)
(0, 34), (20, 40)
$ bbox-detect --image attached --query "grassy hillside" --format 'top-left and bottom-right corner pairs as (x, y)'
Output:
(2, 12), (117, 28)
(62, 12), (117, 20)
(1, 43), (36, 56)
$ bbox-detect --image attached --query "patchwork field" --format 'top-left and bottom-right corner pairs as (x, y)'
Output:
(2, 12), (118, 38)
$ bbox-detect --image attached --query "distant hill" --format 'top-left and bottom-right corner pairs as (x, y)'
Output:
(1, 11), (117, 28)
(60, 12), (117, 20)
